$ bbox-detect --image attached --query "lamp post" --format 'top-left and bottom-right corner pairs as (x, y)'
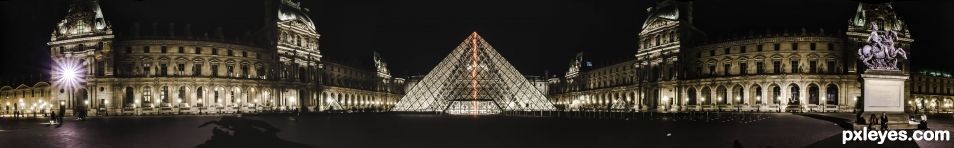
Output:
(176, 99), (181, 115)
(103, 100), (109, 116)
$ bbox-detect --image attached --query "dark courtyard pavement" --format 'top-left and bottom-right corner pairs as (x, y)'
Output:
(0, 112), (940, 148)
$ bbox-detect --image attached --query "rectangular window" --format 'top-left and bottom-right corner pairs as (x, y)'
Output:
(709, 50), (715, 56)
(757, 44), (763, 51)
(740, 63), (748, 75)
(144, 47), (151, 53)
(227, 65), (234, 77)
(195, 47), (202, 54)
(178, 47), (185, 53)
(773, 61), (781, 74)
(774, 43), (780, 51)
(193, 64), (202, 76)
(211, 64), (219, 77)
(809, 61), (818, 73)
(724, 48), (730, 54)
(827, 61), (836, 73)
(212, 48), (218, 55)
(810, 43), (817, 50)
(161, 46), (168, 53)
(756, 61), (764, 74)
(740, 46), (746, 53)
(242, 51), (248, 57)
(827, 43), (835, 51)
(792, 42), (798, 50)
(708, 65), (716, 76)
(177, 64), (185, 76)
(227, 50), (234, 56)
(791, 60), (800, 73)
(241, 65), (249, 78)
(257, 66), (265, 79)
(143, 63), (152, 76)
(160, 64), (168, 76)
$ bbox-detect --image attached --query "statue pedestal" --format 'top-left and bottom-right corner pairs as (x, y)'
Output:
(861, 70), (908, 112)
(855, 70), (916, 130)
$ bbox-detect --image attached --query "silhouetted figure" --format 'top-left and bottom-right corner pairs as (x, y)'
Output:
(50, 111), (57, 124)
(868, 114), (878, 129)
(880, 112), (889, 130)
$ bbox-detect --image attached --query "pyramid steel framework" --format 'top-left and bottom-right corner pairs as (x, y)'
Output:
(391, 32), (555, 115)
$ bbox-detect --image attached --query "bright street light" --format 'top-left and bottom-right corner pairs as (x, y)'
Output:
(53, 57), (85, 89)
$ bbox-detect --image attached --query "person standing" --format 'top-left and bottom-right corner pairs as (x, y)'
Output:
(50, 111), (57, 124)
(881, 112), (889, 130)
(868, 114), (878, 129)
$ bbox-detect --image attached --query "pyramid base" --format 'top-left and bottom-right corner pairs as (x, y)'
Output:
(445, 100), (501, 115)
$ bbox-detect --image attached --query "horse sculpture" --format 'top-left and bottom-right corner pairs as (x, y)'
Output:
(858, 23), (907, 70)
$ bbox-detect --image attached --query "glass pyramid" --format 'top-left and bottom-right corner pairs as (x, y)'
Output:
(391, 32), (556, 115)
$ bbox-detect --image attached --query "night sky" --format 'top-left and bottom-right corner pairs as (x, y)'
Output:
(1, 0), (952, 85)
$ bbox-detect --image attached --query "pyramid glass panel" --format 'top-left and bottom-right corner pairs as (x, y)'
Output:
(392, 32), (555, 114)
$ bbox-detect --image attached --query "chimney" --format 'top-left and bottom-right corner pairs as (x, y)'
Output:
(168, 23), (176, 37)
(132, 22), (141, 37)
(215, 27), (225, 40)
(184, 24), (192, 38)
(151, 22), (158, 37)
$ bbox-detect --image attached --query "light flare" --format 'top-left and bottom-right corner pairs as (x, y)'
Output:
(53, 57), (86, 89)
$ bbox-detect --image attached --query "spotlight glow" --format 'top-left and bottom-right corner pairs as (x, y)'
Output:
(53, 57), (85, 89)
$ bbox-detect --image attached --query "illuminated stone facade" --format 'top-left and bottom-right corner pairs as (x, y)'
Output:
(0, 0), (403, 116)
(549, 1), (952, 112)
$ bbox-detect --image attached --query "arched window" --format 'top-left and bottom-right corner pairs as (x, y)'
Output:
(826, 84), (838, 105)
(734, 85), (744, 104)
(809, 84), (819, 105)
(754, 86), (763, 104)
(124, 87), (134, 107)
(161, 86), (170, 105)
(178, 87), (187, 105)
(687, 88), (697, 105)
(142, 86), (153, 106)
(196, 87), (204, 107)
(789, 84), (800, 105)
(717, 86), (728, 105)
(702, 87), (711, 105)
